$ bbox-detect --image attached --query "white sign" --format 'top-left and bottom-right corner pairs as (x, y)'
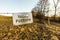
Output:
(12, 12), (33, 25)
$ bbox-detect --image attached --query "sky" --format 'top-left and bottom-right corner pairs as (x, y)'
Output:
(0, 0), (38, 16)
(0, 0), (60, 16)
(48, 0), (60, 17)
(0, 0), (38, 13)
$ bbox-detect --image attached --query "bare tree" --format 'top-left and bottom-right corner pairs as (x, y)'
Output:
(37, 0), (48, 15)
(53, 0), (60, 19)
(32, 0), (51, 24)
(37, 0), (50, 24)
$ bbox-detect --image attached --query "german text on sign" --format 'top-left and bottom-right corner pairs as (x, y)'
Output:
(12, 12), (33, 25)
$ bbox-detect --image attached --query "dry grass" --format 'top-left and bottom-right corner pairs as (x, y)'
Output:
(0, 15), (60, 40)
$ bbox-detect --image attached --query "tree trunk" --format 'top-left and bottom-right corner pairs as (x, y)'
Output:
(54, 7), (56, 20)
(48, 17), (50, 25)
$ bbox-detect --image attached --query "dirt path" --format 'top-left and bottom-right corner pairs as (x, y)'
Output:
(44, 23), (60, 35)
(50, 21), (60, 27)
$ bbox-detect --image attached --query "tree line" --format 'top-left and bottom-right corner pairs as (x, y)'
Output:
(32, 0), (60, 25)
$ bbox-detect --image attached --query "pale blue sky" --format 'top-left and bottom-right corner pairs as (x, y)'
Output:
(0, 0), (38, 13)
(0, 0), (60, 16)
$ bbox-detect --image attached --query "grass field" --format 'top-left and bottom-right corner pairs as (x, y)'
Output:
(0, 15), (60, 40)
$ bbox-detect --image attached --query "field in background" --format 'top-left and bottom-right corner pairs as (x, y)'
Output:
(0, 15), (60, 40)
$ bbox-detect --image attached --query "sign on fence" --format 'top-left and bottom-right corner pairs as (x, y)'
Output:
(12, 12), (33, 25)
